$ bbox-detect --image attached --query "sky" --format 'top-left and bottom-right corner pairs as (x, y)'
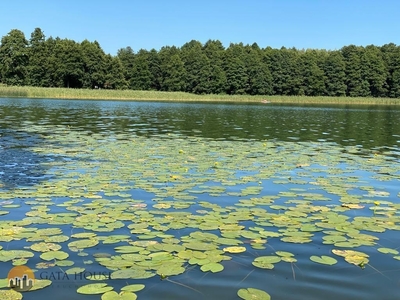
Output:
(1, 0), (399, 55)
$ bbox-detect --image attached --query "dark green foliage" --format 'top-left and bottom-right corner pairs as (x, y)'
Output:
(27, 28), (51, 87)
(268, 48), (302, 96)
(159, 47), (186, 92)
(203, 40), (226, 94)
(117, 46), (136, 86)
(223, 43), (248, 95)
(244, 45), (272, 95)
(342, 45), (370, 97)
(81, 40), (107, 88)
(51, 38), (85, 88)
(322, 51), (347, 96)
(181, 40), (212, 94)
(0, 29), (29, 85)
(104, 55), (128, 89)
(300, 50), (326, 96)
(1, 26), (400, 97)
(130, 50), (153, 90)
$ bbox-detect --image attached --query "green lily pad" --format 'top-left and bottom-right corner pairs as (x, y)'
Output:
(0, 278), (9, 288)
(31, 242), (61, 252)
(29, 279), (52, 291)
(101, 291), (137, 300)
(121, 284), (145, 292)
(200, 262), (224, 273)
(77, 283), (114, 295)
(110, 269), (155, 280)
(223, 246), (246, 253)
(66, 267), (85, 275)
(68, 239), (99, 249)
(377, 248), (399, 255)
(310, 255), (337, 265)
(40, 251), (69, 261)
(0, 290), (23, 300)
(238, 288), (271, 300)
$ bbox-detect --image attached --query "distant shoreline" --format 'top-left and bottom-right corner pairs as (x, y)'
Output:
(1, 86), (399, 105)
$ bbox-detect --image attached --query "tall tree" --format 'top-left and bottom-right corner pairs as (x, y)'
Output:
(300, 50), (326, 96)
(342, 45), (370, 97)
(223, 43), (248, 94)
(159, 46), (186, 91)
(0, 29), (29, 85)
(361, 45), (388, 97)
(202, 40), (226, 94)
(130, 49), (152, 90)
(244, 44), (272, 95)
(268, 47), (302, 95)
(104, 55), (128, 89)
(27, 27), (50, 86)
(81, 40), (107, 88)
(147, 49), (162, 90)
(117, 46), (136, 85)
(47, 38), (85, 88)
(323, 51), (347, 96)
(181, 40), (212, 94)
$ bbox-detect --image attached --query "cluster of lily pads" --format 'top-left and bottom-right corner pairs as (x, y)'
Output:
(0, 123), (399, 299)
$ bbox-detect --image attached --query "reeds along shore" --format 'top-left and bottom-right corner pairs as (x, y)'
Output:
(0, 85), (400, 105)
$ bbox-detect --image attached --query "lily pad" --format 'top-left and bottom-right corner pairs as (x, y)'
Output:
(377, 248), (399, 255)
(102, 291), (137, 300)
(238, 288), (271, 300)
(200, 262), (224, 273)
(310, 255), (337, 265)
(77, 283), (114, 295)
(40, 251), (69, 261)
(223, 246), (246, 254)
(29, 279), (52, 291)
(121, 284), (145, 292)
(0, 290), (23, 300)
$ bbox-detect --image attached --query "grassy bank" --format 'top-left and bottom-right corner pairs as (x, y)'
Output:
(1, 85), (400, 105)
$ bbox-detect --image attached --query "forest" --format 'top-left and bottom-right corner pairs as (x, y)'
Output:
(1, 27), (400, 98)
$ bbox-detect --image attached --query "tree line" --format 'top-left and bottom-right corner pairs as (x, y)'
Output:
(1, 27), (400, 97)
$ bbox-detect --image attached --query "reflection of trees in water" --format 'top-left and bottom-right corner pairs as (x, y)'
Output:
(0, 132), (54, 189)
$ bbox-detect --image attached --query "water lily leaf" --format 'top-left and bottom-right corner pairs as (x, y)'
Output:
(310, 255), (337, 265)
(223, 246), (246, 253)
(121, 284), (145, 292)
(40, 251), (69, 261)
(275, 251), (294, 257)
(200, 262), (224, 273)
(45, 235), (70, 243)
(237, 288), (271, 300)
(101, 291), (137, 300)
(332, 249), (369, 266)
(29, 279), (52, 291)
(66, 267), (85, 275)
(0, 278), (9, 288)
(110, 269), (155, 280)
(31, 242), (61, 252)
(56, 260), (74, 267)
(282, 256), (297, 263)
(377, 248), (399, 255)
(114, 246), (144, 253)
(156, 264), (186, 276)
(0, 290), (23, 300)
(77, 283), (113, 295)
(68, 239), (99, 249)
(71, 232), (98, 239)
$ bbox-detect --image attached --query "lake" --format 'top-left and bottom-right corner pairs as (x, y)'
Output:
(0, 98), (399, 300)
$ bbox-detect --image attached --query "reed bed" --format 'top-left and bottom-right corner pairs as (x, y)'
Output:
(0, 85), (399, 105)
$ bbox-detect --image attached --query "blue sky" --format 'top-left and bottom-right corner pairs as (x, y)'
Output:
(1, 0), (399, 55)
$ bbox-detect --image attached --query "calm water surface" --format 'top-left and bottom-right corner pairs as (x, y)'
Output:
(0, 98), (399, 300)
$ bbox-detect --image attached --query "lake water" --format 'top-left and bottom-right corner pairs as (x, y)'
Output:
(0, 98), (399, 300)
